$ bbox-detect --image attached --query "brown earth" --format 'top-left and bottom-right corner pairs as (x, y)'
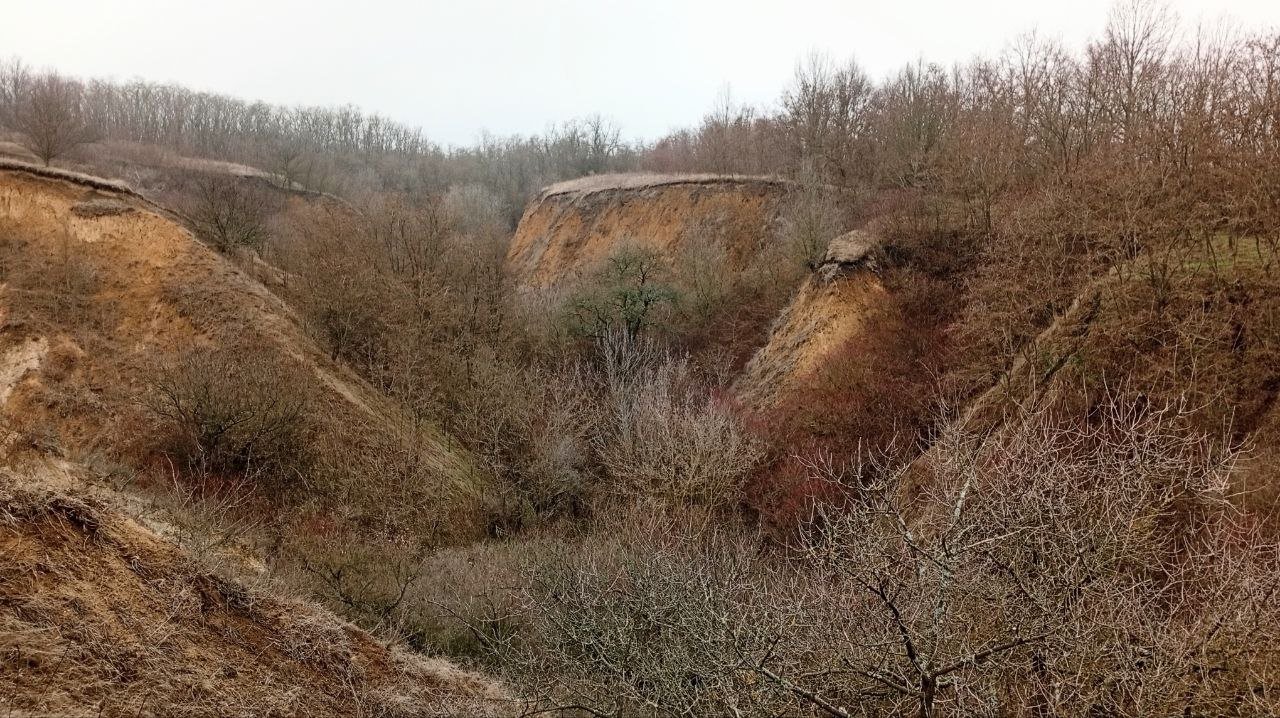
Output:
(0, 162), (469, 481)
(507, 173), (792, 287)
(0, 458), (508, 718)
(0, 163), (507, 715)
(735, 230), (887, 409)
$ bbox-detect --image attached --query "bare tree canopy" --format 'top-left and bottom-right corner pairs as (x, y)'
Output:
(11, 72), (96, 165)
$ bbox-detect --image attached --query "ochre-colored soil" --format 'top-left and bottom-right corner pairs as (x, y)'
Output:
(735, 270), (887, 409)
(0, 164), (506, 715)
(735, 231), (888, 409)
(507, 174), (791, 288)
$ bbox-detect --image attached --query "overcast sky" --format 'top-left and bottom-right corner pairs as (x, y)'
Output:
(4, 0), (1280, 147)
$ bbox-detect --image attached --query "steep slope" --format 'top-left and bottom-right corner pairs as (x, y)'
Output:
(917, 239), (1280, 517)
(0, 162), (469, 483)
(508, 173), (792, 287)
(735, 230), (887, 409)
(0, 458), (507, 718)
(0, 162), (509, 714)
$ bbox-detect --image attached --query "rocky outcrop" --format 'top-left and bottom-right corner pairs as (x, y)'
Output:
(814, 228), (882, 280)
(736, 230), (888, 409)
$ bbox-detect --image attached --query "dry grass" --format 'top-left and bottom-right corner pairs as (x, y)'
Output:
(0, 463), (510, 717)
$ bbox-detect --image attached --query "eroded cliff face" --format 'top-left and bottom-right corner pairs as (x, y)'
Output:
(735, 230), (887, 409)
(507, 173), (792, 288)
(508, 173), (895, 414)
(0, 165), (415, 461)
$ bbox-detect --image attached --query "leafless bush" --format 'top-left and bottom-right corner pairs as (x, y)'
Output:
(147, 466), (263, 572)
(461, 362), (601, 523)
(143, 350), (310, 490)
(507, 517), (804, 717)
(596, 348), (761, 509)
(497, 399), (1279, 717)
(392, 539), (531, 661)
(668, 221), (733, 325)
(177, 173), (275, 252)
(277, 196), (603, 530)
(664, 215), (808, 371)
(752, 398), (1275, 718)
(279, 207), (394, 365)
(292, 537), (431, 639)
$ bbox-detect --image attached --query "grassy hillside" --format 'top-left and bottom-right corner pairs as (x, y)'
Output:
(0, 459), (507, 718)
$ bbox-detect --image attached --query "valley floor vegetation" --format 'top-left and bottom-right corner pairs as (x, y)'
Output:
(2, 1), (1280, 715)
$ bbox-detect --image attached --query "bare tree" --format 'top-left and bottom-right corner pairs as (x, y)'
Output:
(873, 60), (956, 188)
(777, 162), (846, 268)
(781, 52), (874, 183)
(178, 173), (274, 252)
(0, 57), (31, 129)
(12, 72), (95, 165)
(1093, 0), (1178, 143)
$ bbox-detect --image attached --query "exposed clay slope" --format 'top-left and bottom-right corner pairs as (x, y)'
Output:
(735, 230), (887, 409)
(507, 173), (791, 287)
(0, 460), (507, 717)
(0, 164), (468, 482)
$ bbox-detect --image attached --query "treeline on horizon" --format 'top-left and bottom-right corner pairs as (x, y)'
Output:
(1, 0), (1276, 229)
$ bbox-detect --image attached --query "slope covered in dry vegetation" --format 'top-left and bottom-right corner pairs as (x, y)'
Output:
(0, 459), (507, 718)
(0, 165), (486, 526)
(2, 1), (1280, 715)
(0, 165), (509, 715)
